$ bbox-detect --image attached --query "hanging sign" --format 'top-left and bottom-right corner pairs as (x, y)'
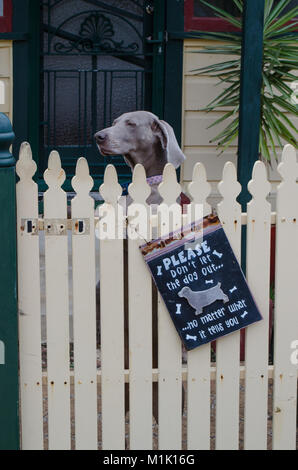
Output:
(140, 214), (262, 351)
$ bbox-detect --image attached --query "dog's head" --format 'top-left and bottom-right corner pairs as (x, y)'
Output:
(94, 111), (186, 172)
(178, 287), (190, 298)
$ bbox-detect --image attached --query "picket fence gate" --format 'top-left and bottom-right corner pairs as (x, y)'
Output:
(16, 142), (298, 450)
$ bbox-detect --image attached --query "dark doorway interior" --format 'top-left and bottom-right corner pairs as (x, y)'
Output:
(40, 0), (156, 182)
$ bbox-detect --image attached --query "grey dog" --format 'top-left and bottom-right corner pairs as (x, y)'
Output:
(94, 110), (186, 205)
(94, 111), (187, 422)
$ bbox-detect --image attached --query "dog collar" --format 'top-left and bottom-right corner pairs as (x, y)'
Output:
(146, 175), (163, 186)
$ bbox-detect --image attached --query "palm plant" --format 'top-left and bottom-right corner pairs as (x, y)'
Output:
(192, 0), (298, 162)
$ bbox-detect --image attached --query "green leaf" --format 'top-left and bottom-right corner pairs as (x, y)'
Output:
(188, 31), (241, 42)
(232, 0), (243, 13)
(203, 82), (240, 110)
(189, 0), (298, 162)
(265, 0), (293, 27)
(206, 110), (236, 129)
(274, 95), (298, 115)
(265, 7), (298, 36)
(262, 119), (279, 161)
(268, 77), (294, 99)
(200, 0), (242, 28)
(217, 129), (239, 155)
(271, 106), (298, 135)
(259, 127), (271, 161)
(262, 72), (274, 97)
(266, 20), (298, 38)
(264, 0), (275, 22)
(262, 108), (283, 147)
(210, 118), (239, 143)
(266, 106), (297, 144)
(267, 32), (298, 43)
(216, 71), (240, 83)
(191, 61), (240, 76)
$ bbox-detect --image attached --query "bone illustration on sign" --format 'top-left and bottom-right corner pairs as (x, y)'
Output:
(212, 250), (223, 258)
(178, 282), (229, 315)
(186, 334), (197, 341)
(176, 304), (182, 315)
(205, 279), (214, 285)
(229, 286), (237, 293)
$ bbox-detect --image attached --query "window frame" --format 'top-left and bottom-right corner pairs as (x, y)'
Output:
(184, 0), (298, 32)
(184, 0), (240, 32)
(0, 0), (12, 33)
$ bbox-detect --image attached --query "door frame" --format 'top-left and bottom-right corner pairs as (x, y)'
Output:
(11, 0), (184, 187)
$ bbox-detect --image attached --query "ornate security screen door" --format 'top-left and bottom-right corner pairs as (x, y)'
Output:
(41, 0), (160, 183)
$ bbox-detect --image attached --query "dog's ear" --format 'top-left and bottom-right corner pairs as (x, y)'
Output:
(151, 118), (186, 169)
(151, 119), (169, 152)
(159, 120), (186, 169)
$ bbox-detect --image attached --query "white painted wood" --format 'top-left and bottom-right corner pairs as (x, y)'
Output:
(127, 164), (152, 449)
(71, 158), (97, 450)
(187, 162), (211, 449)
(216, 162), (241, 449)
(0, 45), (11, 76)
(273, 144), (298, 450)
(183, 39), (238, 76)
(184, 112), (237, 147)
(16, 151), (298, 450)
(183, 147), (238, 182)
(184, 77), (233, 111)
(43, 151), (71, 450)
(157, 164), (182, 450)
(16, 143), (44, 450)
(0, 42), (13, 120)
(245, 161), (271, 449)
(188, 162), (212, 218)
(99, 165), (125, 450)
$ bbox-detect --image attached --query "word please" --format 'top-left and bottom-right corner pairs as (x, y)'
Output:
(163, 242), (211, 271)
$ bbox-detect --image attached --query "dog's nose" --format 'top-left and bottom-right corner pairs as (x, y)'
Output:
(94, 131), (106, 144)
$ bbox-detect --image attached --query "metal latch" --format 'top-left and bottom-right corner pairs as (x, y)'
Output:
(146, 31), (167, 44)
(72, 218), (90, 235)
(21, 218), (39, 235)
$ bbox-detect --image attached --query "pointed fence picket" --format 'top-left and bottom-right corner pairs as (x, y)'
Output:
(43, 151), (71, 450)
(244, 161), (271, 449)
(98, 166), (125, 450)
(15, 143), (297, 451)
(16, 143), (43, 450)
(216, 162), (242, 450)
(71, 159), (97, 450)
(127, 165), (153, 450)
(157, 164), (183, 450)
(187, 162), (211, 450)
(272, 145), (298, 450)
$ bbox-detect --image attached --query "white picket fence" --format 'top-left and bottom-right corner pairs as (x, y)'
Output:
(16, 142), (298, 450)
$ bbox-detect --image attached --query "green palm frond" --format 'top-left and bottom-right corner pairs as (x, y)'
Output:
(192, 0), (298, 161)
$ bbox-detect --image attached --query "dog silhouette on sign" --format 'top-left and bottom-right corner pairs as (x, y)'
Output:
(178, 283), (229, 315)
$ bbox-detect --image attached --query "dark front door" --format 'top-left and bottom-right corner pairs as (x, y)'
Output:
(40, 0), (164, 184)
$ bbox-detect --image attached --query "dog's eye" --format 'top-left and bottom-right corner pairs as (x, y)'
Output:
(126, 120), (136, 127)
